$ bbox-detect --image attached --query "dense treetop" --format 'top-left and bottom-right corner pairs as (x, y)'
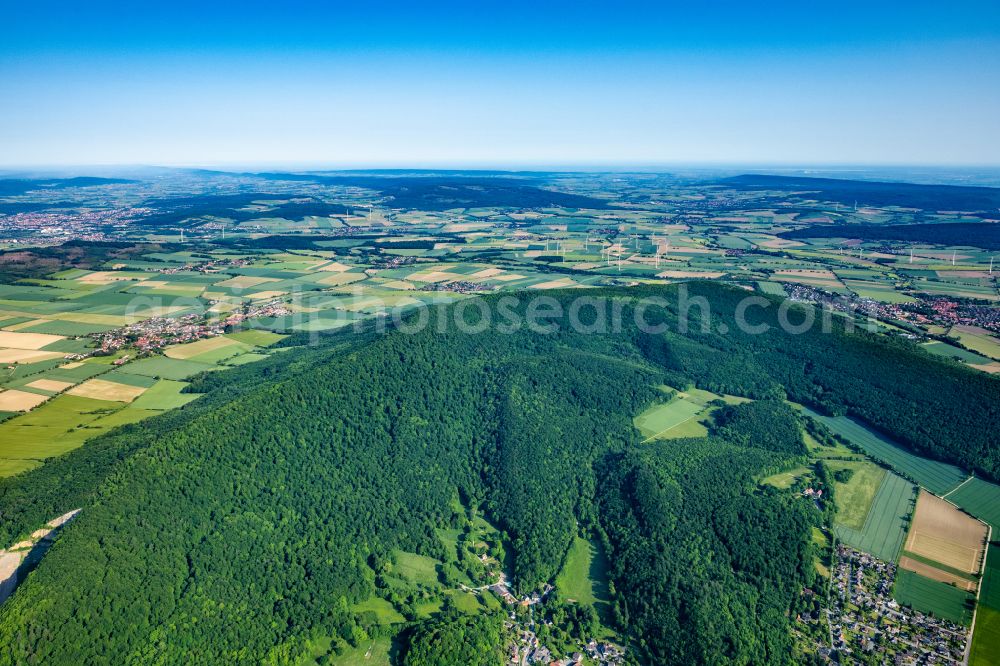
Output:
(0, 283), (997, 664)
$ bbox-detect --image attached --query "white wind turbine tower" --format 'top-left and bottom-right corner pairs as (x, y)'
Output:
(952, 250), (957, 266)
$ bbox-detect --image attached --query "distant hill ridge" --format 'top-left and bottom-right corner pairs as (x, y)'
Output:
(721, 174), (1000, 211)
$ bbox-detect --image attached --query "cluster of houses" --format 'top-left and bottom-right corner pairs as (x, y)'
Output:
(0, 207), (148, 242)
(506, 625), (625, 666)
(95, 313), (222, 354)
(94, 300), (289, 355)
(158, 256), (253, 274)
(803, 487), (825, 500)
(428, 280), (497, 294)
(823, 546), (968, 664)
(784, 281), (1000, 338)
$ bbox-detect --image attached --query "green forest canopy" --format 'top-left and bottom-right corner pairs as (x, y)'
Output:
(0, 283), (998, 664)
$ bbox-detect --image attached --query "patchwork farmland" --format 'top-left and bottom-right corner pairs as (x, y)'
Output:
(834, 471), (916, 562)
(902, 491), (988, 576)
(803, 409), (968, 495)
(894, 569), (976, 626)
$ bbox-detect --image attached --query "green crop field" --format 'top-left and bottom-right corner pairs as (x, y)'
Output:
(969, 545), (1000, 664)
(129, 379), (199, 410)
(949, 326), (1000, 359)
(126, 356), (218, 381)
(970, 605), (1000, 666)
(804, 409), (967, 495)
(980, 546), (1000, 610)
(20, 320), (118, 335)
(948, 478), (1000, 531)
(224, 330), (287, 347)
(834, 472), (916, 562)
(922, 341), (995, 366)
(894, 569), (975, 626)
(0, 394), (128, 470)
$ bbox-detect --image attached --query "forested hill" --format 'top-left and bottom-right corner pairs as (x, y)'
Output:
(777, 221), (1000, 251)
(0, 283), (998, 664)
(721, 174), (1000, 211)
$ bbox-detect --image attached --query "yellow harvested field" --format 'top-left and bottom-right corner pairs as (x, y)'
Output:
(165, 336), (241, 359)
(0, 349), (65, 364)
(316, 261), (353, 272)
(759, 238), (806, 248)
(52, 313), (131, 326)
(207, 301), (239, 313)
(530, 278), (577, 290)
(67, 379), (146, 403)
(897, 556), (978, 592)
(467, 268), (506, 280)
(937, 270), (990, 279)
(315, 273), (365, 286)
(246, 290), (288, 300)
(24, 379), (74, 392)
(76, 271), (145, 284)
(0, 390), (50, 411)
(215, 275), (279, 288)
(492, 273), (526, 282)
(443, 222), (490, 232)
(381, 280), (416, 290)
(58, 362), (84, 369)
(0, 331), (65, 350)
(406, 270), (456, 283)
(904, 491), (987, 574)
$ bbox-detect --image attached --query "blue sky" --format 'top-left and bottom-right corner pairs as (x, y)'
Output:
(2, 1), (999, 167)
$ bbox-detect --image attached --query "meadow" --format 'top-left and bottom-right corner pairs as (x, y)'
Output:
(829, 460), (886, 531)
(633, 396), (703, 440)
